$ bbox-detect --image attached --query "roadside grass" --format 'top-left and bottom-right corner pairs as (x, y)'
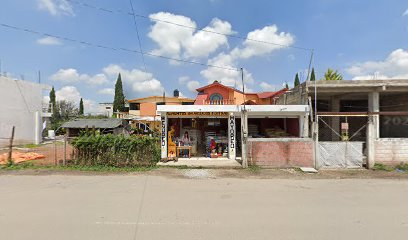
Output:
(373, 163), (408, 172)
(248, 165), (262, 173)
(0, 162), (158, 172)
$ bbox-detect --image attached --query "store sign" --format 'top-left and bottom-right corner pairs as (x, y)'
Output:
(167, 112), (229, 117)
(161, 116), (166, 147)
(229, 115), (235, 150)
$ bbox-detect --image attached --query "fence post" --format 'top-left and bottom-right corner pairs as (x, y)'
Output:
(54, 137), (57, 166)
(7, 126), (15, 165)
(63, 134), (67, 166)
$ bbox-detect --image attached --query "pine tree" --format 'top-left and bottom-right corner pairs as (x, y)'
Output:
(113, 73), (125, 116)
(49, 86), (56, 113)
(285, 82), (289, 89)
(79, 98), (84, 115)
(310, 68), (316, 81)
(294, 73), (300, 86)
(49, 86), (60, 129)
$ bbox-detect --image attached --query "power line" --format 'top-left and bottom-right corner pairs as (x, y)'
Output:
(0, 22), (239, 72)
(128, 0), (148, 74)
(65, 0), (313, 52)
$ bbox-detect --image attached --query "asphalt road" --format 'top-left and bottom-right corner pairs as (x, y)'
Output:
(1, 172), (408, 240)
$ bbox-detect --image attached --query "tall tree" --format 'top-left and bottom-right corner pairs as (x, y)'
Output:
(294, 73), (300, 86)
(113, 73), (125, 115)
(79, 98), (84, 115)
(49, 86), (60, 129)
(310, 68), (316, 81)
(323, 68), (343, 81)
(49, 86), (56, 114)
(285, 82), (289, 89)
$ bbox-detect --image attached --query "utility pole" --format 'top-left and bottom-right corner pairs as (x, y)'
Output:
(38, 70), (41, 84)
(241, 68), (248, 168)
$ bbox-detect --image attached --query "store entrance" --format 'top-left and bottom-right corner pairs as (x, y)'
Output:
(167, 117), (229, 159)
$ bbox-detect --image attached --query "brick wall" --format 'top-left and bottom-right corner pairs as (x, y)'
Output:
(375, 139), (408, 164)
(247, 139), (314, 167)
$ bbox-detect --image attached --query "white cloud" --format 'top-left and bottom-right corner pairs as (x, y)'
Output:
(50, 68), (108, 85)
(231, 25), (294, 59)
(183, 18), (234, 58)
(187, 80), (200, 93)
(54, 86), (98, 114)
(200, 24), (293, 91)
(50, 68), (80, 83)
(403, 9), (408, 16)
(148, 12), (233, 60)
(56, 86), (81, 103)
(259, 82), (276, 91)
(37, 36), (62, 45)
(200, 52), (254, 89)
(178, 76), (190, 84)
(346, 49), (408, 80)
(97, 88), (115, 96)
(103, 64), (164, 97)
(37, 0), (74, 16)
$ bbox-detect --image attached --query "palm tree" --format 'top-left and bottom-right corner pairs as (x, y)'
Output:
(323, 68), (343, 80)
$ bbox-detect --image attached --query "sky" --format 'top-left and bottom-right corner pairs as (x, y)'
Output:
(1, 0), (408, 113)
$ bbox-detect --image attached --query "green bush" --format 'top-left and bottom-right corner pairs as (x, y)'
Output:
(396, 162), (408, 172)
(71, 134), (160, 167)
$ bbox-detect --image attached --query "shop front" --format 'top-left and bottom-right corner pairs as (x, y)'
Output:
(158, 105), (239, 161)
(157, 105), (311, 166)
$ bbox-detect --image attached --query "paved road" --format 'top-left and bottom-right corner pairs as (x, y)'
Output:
(1, 172), (408, 240)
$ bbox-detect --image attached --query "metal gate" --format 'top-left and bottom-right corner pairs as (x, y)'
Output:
(316, 115), (368, 168)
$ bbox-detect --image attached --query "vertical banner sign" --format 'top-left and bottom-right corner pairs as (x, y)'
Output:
(229, 114), (236, 159)
(161, 116), (167, 158)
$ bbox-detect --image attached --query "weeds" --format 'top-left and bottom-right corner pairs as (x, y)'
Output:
(373, 163), (394, 171)
(71, 134), (160, 167)
(248, 165), (262, 173)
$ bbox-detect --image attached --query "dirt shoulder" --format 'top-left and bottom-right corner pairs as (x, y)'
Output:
(1, 166), (408, 180)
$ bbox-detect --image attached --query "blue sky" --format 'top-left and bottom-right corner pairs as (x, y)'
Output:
(1, 0), (408, 113)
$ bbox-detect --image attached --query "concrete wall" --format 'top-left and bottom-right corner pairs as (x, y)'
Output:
(275, 85), (307, 105)
(375, 139), (408, 164)
(247, 138), (314, 167)
(0, 77), (46, 147)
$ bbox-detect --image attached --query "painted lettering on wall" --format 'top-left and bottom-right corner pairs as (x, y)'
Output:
(167, 112), (229, 117)
(161, 116), (166, 147)
(229, 115), (235, 151)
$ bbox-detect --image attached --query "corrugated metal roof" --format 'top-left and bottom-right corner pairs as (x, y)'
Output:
(61, 119), (125, 129)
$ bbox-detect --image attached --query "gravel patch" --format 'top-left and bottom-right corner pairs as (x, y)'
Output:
(182, 169), (215, 179)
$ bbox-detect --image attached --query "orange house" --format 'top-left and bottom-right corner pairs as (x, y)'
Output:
(194, 80), (287, 105)
(127, 91), (195, 131)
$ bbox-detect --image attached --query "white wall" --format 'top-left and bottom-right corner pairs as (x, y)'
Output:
(0, 77), (47, 147)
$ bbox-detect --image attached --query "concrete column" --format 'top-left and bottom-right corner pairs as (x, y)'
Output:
(300, 114), (309, 138)
(367, 92), (379, 168)
(228, 113), (236, 160)
(241, 110), (248, 168)
(34, 111), (42, 145)
(160, 114), (168, 159)
(330, 97), (340, 140)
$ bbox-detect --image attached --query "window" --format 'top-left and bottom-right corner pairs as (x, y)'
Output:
(210, 93), (223, 101)
(129, 103), (140, 110)
(106, 107), (111, 110)
(156, 102), (165, 105)
(182, 102), (194, 105)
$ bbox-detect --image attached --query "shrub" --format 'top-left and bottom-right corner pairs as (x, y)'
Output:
(71, 134), (160, 167)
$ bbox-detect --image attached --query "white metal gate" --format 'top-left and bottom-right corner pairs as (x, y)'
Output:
(316, 115), (368, 168)
(318, 141), (364, 168)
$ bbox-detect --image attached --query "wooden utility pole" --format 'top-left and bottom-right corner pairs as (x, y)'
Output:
(7, 126), (15, 165)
